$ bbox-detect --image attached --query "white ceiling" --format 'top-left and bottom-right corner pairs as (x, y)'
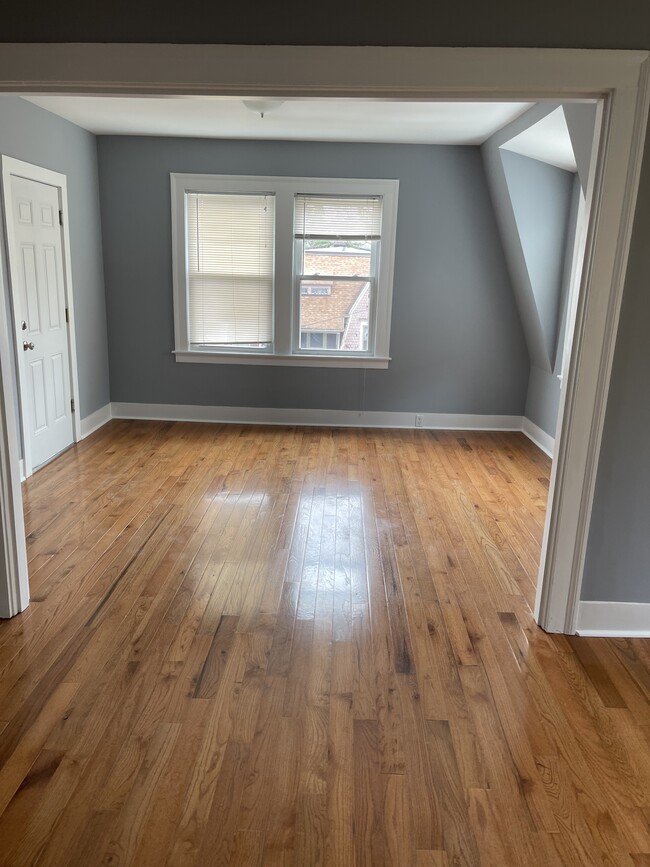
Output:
(21, 95), (535, 145)
(499, 107), (577, 172)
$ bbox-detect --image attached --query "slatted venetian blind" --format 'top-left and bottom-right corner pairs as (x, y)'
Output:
(294, 195), (383, 242)
(187, 192), (275, 346)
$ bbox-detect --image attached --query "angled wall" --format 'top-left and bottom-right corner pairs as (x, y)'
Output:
(482, 103), (596, 438)
(481, 105), (557, 375)
(499, 148), (574, 369)
(524, 174), (581, 435)
(564, 103), (599, 195)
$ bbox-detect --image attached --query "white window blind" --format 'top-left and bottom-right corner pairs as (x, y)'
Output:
(187, 192), (275, 346)
(294, 195), (383, 241)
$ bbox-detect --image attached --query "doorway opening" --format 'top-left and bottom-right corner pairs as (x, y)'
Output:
(0, 46), (646, 634)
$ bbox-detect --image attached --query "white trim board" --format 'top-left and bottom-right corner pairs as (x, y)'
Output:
(522, 418), (555, 458)
(71, 404), (560, 456)
(30, 401), (557, 444)
(80, 403), (112, 439)
(0, 44), (646, 95)
(0, 219), (29, 617)
(576, 601), (650, 637)
(110, 402), (525, 431)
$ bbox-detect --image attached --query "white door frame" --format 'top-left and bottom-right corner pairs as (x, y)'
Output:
(1, 157), (82, 478)
(0, 45), (647, 628)
(0, 253), (29, 618)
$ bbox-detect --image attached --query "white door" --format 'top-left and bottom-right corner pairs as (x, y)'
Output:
(9, 175), (74, 470)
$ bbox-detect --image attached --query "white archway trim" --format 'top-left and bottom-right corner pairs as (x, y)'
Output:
(0, 255), (28, 618)
(0, 45), (647, 632)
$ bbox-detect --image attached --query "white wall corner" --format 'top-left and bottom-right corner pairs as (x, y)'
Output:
(80, 403), (112, 439)
(576, 600), (650, 637)
(521, 417), (555, 458)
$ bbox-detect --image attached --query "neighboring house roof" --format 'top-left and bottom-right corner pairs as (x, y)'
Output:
(300, 248), (370, 332)
(301, 281), (367, 331)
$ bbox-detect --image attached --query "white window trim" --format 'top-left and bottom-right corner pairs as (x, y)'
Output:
(170, 173), (398, 369)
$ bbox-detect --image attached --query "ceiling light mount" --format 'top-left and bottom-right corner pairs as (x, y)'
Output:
(242, 99), (285, 119)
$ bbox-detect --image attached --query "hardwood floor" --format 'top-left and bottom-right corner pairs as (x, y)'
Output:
(0, 421), (649, 866)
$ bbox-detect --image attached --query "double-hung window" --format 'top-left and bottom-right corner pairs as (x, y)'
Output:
(186, 191), (275, 350)
(171, 174), (399, 368)
(294, 194), (381, 358)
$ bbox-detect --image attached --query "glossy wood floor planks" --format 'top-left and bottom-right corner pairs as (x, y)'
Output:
(0, 420), (648, 866)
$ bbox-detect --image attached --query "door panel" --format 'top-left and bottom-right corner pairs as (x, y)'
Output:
(51, 353), (66, 420)
(29, 359), (47, 432)
(10, 175), (74, 470)
(21, 244), (41, 333)
(17, 199), (32, 224)
(40, 203), (55, 227)
(43, 245), (61, 328)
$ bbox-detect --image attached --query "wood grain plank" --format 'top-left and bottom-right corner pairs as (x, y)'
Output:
(0, 423), (646, 867)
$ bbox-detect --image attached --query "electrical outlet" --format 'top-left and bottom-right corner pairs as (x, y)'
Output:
(414, 414), (424, 428)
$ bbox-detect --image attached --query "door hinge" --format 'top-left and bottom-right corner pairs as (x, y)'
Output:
(65, 307), (69, 324)
(59, 209), (63, 226)
(71, 398), (75, 413)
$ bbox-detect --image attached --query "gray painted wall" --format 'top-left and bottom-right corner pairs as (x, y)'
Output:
(564, 103), (599, 195)
(525, 366), (561, 436)
(525, 174), (582, 436)
(0, 96), (110, 422)
(97, 136), (529, 415)
(481, 104), (562, 373)
(2, 0), (647, 48)
(482, 107), (585, 438)
(499, 148), (574, 368)
(523, 107), (599, 440)
(581, 129), (650, 604)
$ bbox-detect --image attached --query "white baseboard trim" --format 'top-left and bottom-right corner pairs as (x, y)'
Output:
(576, 601), (650, 637)
(110, 402), (523, 432)
(522, 417), (555, 458)
(80, 403), (113, 439)
(18, 458), (25, 481)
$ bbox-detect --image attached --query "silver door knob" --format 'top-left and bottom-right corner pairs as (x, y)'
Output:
(23, 341), (34, 351)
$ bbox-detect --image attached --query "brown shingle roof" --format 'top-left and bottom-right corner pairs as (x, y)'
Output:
(300, 250), (370, 332)
(301, 281), (367, 331)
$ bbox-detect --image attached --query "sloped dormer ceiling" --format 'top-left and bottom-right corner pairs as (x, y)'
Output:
(481, 103), (597, 372)
(499, 147), (575, 368)
(499, 107), (576, 172)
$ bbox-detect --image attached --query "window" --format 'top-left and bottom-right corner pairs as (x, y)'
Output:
(186, 192), (274, 349)
(294, 195), (379, 356)
(300, 282), (332, 296)
(300, 330), (340, 349)
(360, 321), (369, 351)
(171, 174), (399, 368)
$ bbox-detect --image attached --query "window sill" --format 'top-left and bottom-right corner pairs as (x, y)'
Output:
(173, 350), (390, 369)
